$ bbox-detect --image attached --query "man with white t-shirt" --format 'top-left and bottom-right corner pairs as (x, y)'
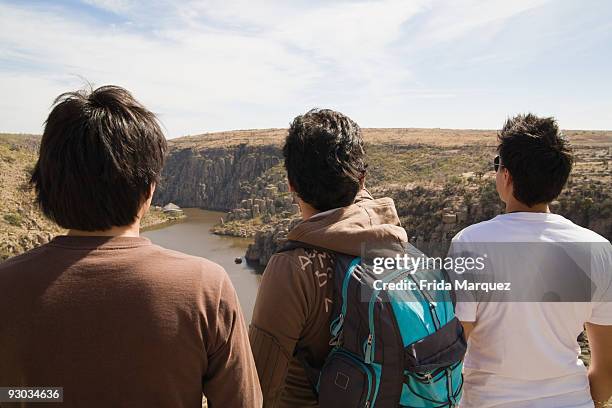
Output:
(449, 114), (612, 408)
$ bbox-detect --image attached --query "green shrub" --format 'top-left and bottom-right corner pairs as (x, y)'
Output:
(3, 213), (23, 227)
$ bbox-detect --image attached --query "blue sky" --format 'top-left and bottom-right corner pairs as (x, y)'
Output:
(1, 0), (611, 137)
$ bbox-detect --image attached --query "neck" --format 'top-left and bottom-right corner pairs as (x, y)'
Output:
(68, 222), (141, 237)
(298, 200), (320, 220)
(505, 200), (550, 214)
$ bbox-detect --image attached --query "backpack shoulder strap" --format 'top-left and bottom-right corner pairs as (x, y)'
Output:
(277, 240), (350, 395)
(404, 242), (458, 308)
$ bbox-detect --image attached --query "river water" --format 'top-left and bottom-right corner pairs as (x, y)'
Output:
(142, 208), (261, 322)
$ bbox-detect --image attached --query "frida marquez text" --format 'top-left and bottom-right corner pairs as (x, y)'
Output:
(373, 279), (512, 293)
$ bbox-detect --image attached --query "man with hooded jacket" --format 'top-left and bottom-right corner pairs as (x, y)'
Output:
(249, 109), (408, 407)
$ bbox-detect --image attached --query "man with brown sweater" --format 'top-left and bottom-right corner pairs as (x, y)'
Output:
(0, 86), (262, 408)
(249, 109), (408, 407)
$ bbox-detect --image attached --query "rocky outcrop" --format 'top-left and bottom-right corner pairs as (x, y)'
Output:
(153, 144), (282, 210)
(1, 229), (56, 260)
(245, 216), (301, 266)
(140, 207), (185, 230)
(242, 181), (502, 266)
(242, 172), (612, 267)
(152, 132), (611, 268)
(223, 171), (297, 222)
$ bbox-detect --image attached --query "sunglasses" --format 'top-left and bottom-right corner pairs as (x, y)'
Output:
(493, 155), (504, 172)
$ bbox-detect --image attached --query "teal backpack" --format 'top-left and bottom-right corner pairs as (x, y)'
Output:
(280, 241), (466, 407)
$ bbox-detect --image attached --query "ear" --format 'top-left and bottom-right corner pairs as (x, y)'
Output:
(288, 179), (295, 193)
(138, 183), (156, 219)
(148, 182), (157, 200)
(503, 169), (513, 188)
(359, 176), (366, 190)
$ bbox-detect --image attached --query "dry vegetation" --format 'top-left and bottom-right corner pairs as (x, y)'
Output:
(181, 127), (611, 243)
(1, 128), (610, 262)
(173, 127), (612, 148)
(0, 134), (62, 260)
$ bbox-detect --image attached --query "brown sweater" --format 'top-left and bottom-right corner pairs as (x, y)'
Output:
(0, 235), (262, 408)
(249, 190), (407, 407)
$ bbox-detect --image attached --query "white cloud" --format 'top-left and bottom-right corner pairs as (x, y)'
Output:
(0, 0), (610, 134)
(0, 0), (428, 135)
(0, 2), (325, 135)
(410, 0), (552, 45)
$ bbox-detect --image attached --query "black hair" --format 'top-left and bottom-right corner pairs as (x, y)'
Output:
(283, 108), (366, 211)
(498, 113), (573, 207)
(31, 85), (167, 231)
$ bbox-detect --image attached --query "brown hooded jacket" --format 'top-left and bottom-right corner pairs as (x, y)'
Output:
(249, 190), (407, 407)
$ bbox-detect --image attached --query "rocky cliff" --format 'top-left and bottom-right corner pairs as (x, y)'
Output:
(242, 179), (504, 266)
(243, 172), (612, 267)
(101, 128), (612, 267)
(221, 132), (610, 267)
(153, 144), (283, 211)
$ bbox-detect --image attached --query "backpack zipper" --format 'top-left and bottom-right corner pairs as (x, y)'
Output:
(364, 333), (373, 363)
(331, 257), (362, 338)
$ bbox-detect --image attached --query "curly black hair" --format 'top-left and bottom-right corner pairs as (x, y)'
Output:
(498, 113), (573, 207)
(283, 108), (367, 211)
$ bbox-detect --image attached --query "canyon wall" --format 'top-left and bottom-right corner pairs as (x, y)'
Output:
(149, 129), (611, 268)
(2, 130), (610, 266)
(153, 144), (282, 210)
(243, 175), (612, 267)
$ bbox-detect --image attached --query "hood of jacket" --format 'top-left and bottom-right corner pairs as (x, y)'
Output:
(287, 189), (408, 257)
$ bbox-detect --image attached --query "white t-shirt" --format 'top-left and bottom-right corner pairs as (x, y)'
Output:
(451, 212), (612, 408)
